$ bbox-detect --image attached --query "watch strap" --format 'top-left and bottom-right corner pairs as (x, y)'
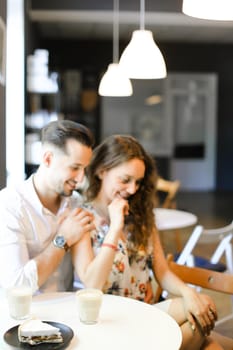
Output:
(63, 242), (70, 252)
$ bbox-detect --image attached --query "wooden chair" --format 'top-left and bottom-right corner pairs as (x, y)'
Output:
(156, 177), (181, 209)
(155, 254), (233, 328)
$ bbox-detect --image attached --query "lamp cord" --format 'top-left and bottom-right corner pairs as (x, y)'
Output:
(140, 0), (145, 30)
(113, 0), (119, 63)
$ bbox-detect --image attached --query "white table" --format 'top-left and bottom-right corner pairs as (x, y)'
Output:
(0, 292), (182, 350)
(155, 208), (197, 231)
(154, 208), (198, 251)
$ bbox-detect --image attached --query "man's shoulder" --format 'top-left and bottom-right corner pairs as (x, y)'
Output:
(0, 178), (32, 204)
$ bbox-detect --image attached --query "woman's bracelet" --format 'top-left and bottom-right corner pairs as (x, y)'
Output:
(102, 243), (118, 251)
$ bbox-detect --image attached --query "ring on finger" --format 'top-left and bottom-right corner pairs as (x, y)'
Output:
(209, 308), (215, 317)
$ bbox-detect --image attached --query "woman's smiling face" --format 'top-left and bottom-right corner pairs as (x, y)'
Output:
(99, 158), (145, 202)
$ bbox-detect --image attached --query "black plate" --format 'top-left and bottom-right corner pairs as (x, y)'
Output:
(3, 321), (74, 350)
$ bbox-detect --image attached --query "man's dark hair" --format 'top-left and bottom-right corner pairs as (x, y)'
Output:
(41, 120), (95, 151)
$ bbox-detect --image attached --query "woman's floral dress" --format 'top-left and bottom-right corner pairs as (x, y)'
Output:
(91, 219), (153, 303)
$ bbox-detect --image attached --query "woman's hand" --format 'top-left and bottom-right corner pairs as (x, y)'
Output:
(108, 197), (129, 232)
(182, 288), (217, 336)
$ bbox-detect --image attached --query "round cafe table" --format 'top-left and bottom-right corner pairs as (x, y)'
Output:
(154, 208), (198, 251)
(0, 292), (182, 350)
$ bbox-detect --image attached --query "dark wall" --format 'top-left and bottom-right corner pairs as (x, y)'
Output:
(0, 0), (6, 189)
(33, 38), (233, 190)
(30, 0), (182, 12)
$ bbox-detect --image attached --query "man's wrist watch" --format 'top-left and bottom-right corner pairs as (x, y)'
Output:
(53, 235), (69, 252)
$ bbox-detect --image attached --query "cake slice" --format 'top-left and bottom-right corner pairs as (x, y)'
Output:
(18, 318), (63, 345)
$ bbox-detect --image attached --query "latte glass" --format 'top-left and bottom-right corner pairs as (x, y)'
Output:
(76, 288), (103, 324)
(7, 285), (32, 320)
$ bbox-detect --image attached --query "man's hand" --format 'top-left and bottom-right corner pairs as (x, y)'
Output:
(57, 208), (95, 247)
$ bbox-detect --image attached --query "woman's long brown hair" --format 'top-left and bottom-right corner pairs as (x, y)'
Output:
(86, 135), (158, 248)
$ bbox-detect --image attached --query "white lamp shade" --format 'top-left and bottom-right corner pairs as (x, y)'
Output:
(119, 30), (167, 79)
(182, 0), (233, 20)
(98, 63), (133, 97)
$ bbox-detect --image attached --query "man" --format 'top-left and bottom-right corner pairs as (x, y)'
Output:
(0, 120), (95, 293)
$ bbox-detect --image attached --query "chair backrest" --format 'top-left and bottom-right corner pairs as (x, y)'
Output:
(168, 254), (233, 293)
(202, 221), (233, 272)
(200, 221), (233, 244)
(156, 177), (181, 209)
(175, 222), (233, 273)
(154, 253), (233, 302)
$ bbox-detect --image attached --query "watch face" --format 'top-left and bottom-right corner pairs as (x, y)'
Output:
(55, 235), (65, 248)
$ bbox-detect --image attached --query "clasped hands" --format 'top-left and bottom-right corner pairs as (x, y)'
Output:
(57, 207), (95, 247)
(184, 290), (217, 336)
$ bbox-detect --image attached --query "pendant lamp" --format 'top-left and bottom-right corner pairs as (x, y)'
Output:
(98, 0), (133, 96)
(182, 0), (233, 20)
(119, 0), (167, 79)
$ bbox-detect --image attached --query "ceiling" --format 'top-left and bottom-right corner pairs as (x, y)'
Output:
(27, 0), (233, 43)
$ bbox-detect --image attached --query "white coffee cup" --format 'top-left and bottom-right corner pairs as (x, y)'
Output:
(7, 286), (32, 320)
(76, 288), (103, 324)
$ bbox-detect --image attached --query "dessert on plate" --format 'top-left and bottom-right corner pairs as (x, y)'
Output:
(18, 318), (63, 345)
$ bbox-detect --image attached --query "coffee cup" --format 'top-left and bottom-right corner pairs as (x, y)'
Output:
(7, 285), (32, 320)
(76, 288), (103, 324)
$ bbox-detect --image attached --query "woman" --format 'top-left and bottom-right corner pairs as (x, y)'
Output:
(73, 135), (233, 350)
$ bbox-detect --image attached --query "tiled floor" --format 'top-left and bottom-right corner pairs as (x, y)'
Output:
(160, 191), (233, 339)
